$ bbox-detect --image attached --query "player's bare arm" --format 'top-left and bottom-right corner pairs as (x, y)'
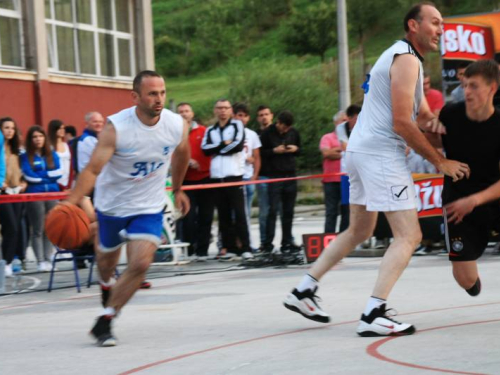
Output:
(390, 54), (469, 182)
(170, 118), (191, 215)
(66, 121), (116, 205)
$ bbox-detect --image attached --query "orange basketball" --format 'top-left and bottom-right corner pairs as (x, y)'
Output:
(45, 203), (91, 249)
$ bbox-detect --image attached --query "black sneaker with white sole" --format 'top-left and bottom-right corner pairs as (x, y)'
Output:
(90, 315), (117, 347)
(356, 303), (415, 337)
(283, 287), (330, 323)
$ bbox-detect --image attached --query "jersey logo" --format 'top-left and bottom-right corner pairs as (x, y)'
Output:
(361, 74), (371, 94)
(130, 161), (165, 177)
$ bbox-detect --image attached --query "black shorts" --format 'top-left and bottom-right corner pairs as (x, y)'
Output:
(444, 205), (500, 262)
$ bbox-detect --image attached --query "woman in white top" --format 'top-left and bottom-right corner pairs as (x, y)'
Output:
(48, 119), (71, 189)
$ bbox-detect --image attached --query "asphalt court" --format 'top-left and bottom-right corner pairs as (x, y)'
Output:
(1, 249), (499, 375)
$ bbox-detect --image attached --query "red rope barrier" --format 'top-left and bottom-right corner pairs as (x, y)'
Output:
(0, 173), (343, 204)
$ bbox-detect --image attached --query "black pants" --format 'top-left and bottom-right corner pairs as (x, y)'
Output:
(265, 180), (297, 247)
(178, 178), (215, 256)
(214, 177), (250, 254)
(0, 202), (25, 263)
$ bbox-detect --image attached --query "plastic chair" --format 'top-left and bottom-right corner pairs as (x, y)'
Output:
(47, 247), (95, 293)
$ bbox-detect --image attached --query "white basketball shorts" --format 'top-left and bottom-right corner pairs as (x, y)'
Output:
(345, 151), (417, 212)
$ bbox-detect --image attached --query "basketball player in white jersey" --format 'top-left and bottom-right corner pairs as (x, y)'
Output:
(65, 70), (190, 346)
(284, 3), (470, 336)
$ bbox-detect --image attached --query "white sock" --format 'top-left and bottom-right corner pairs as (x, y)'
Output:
(296, 274), (319, 292)
(100, 277), (116, 288)
(100, 307), (116, 318)
(363, 296), (386, 315)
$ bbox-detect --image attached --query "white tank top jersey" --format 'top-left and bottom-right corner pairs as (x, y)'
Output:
(347, 39), (424, 157)
(94, 106), (183, 217)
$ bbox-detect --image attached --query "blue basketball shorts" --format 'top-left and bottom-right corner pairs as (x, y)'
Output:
(96, 210), (163, 252)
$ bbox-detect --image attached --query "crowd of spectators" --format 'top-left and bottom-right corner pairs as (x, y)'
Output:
(2, 64), (498, 276)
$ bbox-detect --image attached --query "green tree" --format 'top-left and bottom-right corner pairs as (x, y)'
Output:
(283, 2), (337, 61)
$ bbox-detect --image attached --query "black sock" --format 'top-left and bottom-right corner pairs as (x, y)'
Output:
(466, 278), (481, 297)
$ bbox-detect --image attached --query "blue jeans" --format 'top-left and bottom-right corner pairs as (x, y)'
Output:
(244, 179), (256, 248)
(323, 182), (341, 233)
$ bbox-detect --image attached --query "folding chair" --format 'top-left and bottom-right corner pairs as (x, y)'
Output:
(47, 246), (96, 293)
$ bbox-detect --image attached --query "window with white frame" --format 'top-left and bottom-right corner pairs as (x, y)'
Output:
(45, 0), (134, 79)
(0, 0), (24, 68)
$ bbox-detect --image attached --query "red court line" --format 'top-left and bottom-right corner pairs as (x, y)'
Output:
(117, 322), (353, 375)
(117, 302), (500, 374)
(366, 319), (500, 375)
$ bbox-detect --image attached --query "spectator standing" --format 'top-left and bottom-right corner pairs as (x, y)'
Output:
(423, 74), (444, 115)
(177, 102), (214, 259)
(260, 111), (301, 252)
(48, 119), (71, 190)
(201, 99), (251, 257)
(450, 62), (470, 103)
(76, 112), (104, 174)
(233, 103), (261, 250)
(64, 125), (77, 143)
(21, 125), (62, 272)
(333, 110), (348, 126)
(335, 104), (361, 232)
(255, 105), (275, 249)
(319, 123), (343, 233)
(0, 118), (27, 275)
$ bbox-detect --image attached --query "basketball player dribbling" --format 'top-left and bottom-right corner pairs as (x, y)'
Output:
(65, 70), (190, 346)
(284, 3), (470, 336)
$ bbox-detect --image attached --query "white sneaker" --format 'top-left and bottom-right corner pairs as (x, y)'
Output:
(5, 264), (13, 277)
(356, 304), (415, 337)
(45, 262), (58, 272)
(242, 252), (254, 260)
(283, 287), (330, 323)
(37, 262), (47, 272)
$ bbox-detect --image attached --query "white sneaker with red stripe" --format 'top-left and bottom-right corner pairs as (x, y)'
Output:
(283, 287), (330, 323)
(356, 303), (415, 337)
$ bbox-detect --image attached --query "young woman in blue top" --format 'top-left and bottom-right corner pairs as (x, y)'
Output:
(21, 125), (62, 272)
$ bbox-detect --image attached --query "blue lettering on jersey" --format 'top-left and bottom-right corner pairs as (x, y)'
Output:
(130, 161), (165, 177)
(163, 147), (170, 155)
(361, 74), (371, 94)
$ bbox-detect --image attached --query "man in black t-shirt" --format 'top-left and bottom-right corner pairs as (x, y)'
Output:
(439, 59), (500, 297)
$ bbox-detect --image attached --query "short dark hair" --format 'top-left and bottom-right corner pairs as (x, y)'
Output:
(133, 70), (162, 93)
(457, 61), (471, 71)
(214, 98), (231, 107)
(403, 2), (435, 32)
(346, 104), (362, 118)
(233, 102), (250, 115)
(177, 102), (192, 109)
(65, 125), (77, 137)
(277, 111), (294, 126)
(257, 105), (272, 113)
(464, 59), (500, 86)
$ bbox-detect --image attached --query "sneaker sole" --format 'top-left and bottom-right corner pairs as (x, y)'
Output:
(357, 325), (416, 337)
(283, 302), (330, 324)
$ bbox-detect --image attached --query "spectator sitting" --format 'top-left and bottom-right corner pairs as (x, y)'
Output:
(0, 118), (27, 275)
(260, 111), (301, 253)
(21, 125), (62, 272)
(48, 119), (71, 190)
